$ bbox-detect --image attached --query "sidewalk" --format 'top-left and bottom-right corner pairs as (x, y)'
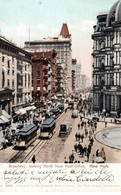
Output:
(58, 111), (121, 163)
(80, 110), (115, 123)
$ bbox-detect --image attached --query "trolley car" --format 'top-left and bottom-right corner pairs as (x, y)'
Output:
(74, 96), (79, 102)
(50, 107), (60, 119)
(40, 118), (56, 138)
(57, 104), (64, 113)
(68, 101), (74, 109)
(15, 124), (38, 148)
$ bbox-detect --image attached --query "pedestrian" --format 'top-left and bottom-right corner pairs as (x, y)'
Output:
(64, 157), (68, 163)
(32, 155), (36, 163)
(81, 122), (83, 129)
(77, 142), (82, 153)
(87, 119), (90, 127)
(84, 121), (86, 127)
(69, 153), (74, 163)
(87, 152), (90, 162)
(85, 128), (88, 138)
(96, 149), (99, 157)
(92, 127), (95, 134)
(80, 147), (84, 158)
(90, 138), (94, 146)
(80, 115), (82, 121)
(92, 154), (95, 163)
(78, 123), (80, 130)
(75, 133), (78, 141)
(105, 121), (107, 127)
(84, 145), (87, 156)
(74, 144), (78, 152)
(81, 134), (84, 143)
(88, 135), (91, 141)
(88, 144), (91, 154)
(100, 148), (106, 162)
(78, 133), (81, 141)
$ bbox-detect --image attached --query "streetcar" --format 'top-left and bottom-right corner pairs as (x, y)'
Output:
(45, 112), (53, 119)
(57, 103), (64, 113)
(59, 122), (72, 136)
(15, 124), (38, 148)
(68, 101), (74, 109)
(50, 107), (60, 119)
(40, 118), (56, 138)
(74, 96), (79, 102)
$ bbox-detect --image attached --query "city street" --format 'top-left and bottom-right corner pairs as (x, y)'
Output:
(0, 101), (121, 163)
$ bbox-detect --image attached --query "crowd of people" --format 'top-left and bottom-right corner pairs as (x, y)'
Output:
(64, 99), (107, 163)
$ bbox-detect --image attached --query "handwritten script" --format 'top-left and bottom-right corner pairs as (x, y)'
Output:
(2, 165), (114, 185)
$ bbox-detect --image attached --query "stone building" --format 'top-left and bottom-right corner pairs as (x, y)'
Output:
(24, 23), (72, 94)
(32, 50), (57, 107)
(92, 0), (121, 117)
(0, 36), (32, 121)
(56, 63), (65, 93)
(72, 59), (82, 92)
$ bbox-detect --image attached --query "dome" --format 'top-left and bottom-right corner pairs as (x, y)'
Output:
(107, 0), (121, 26)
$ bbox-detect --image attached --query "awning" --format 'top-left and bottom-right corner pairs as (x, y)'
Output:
(0, 115), (9, 124)
(25, 95), (30, 102)
(15, 110), (21, 115)
(2, 66), (7, 72)
(19, 109), (26, 115)
(15, 108), (26, 115)
(28, 94), (33, 101)
(0, 119), (3, 124)
(24, 106), (32, 112)
(31, 105), (36, 111)
(2, 110), (11, 119)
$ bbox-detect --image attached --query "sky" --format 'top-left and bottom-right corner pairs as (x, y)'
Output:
(0, 0), (117, 82)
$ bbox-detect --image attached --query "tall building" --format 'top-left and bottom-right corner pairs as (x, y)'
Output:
(32, 50), (57, 107)
(0, 36), (32, 120)
(92, 0), (121, 117)
(72, 59), (82, 92)
(24, 23), (72, 94)
(56, 63), (65, 93)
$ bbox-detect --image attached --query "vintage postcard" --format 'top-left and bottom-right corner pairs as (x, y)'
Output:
(0, 0), (121, 192)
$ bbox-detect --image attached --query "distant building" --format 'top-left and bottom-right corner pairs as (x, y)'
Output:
(81, 74), (90, 91)
(32, 50), (57, 107)
(92, 0), (121, 116)
(24, 23), (72, 94)
(0, 36), (32, 121)
(72, 59), (82, 92)
(56, 63), (65, 93)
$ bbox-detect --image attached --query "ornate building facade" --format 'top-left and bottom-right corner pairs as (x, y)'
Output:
(92, 0), (121, 117)
(0, 36), (32, 119)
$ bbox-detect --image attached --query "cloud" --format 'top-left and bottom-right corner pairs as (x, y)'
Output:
(0, 21), (49, 46)
(0, 19), (93, 80)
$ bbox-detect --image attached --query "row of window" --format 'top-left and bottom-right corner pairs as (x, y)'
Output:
(93, 72), (121, 86)
(7, 79), (15, 88)
(93, 93), (119, 111)
(94, 32), (121, 51)
(2, 56), (14, 64)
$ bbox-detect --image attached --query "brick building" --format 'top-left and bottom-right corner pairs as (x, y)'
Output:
(32, 50), (57, 107)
